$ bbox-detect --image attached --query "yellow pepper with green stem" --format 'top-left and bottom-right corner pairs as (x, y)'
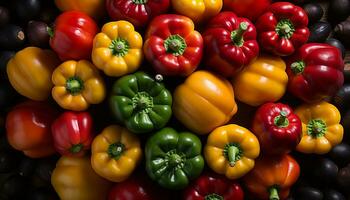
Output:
(52, 60), (106, 111)
(295, 101), (344, 154)
(92, 20), (143, 77)
(204, 124), (260, 179)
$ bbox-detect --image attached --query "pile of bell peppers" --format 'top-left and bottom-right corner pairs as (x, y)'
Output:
(1, 0), (348, 199)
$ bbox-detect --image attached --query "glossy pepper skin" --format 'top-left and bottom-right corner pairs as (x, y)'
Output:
(109, 72), (172, 134)
(49, 11), (99, 61)
(295, 101), (343, 154)
(52, 60), (106, 111)
(92, 21), (143, 77)
(203, 12), (259, 77)
(52, 156), (112, 200)
(223, 0), (271, 22)
(172, 0), (222, 24)
(144, 14), (203, 76)
(7, 47), (60, 101)
(233, 55), (288, 106)
(204, 124), (260, 180)
(108, 175), (162, 200)
(106, 0), (170, 29)
(256, 2), (309, 56)
(91, 125), (142, 182)
(51, 112), (94, 157)
(286, 43), (344, 103)
(252, 103), (302, 155)
(6, 101), (58, 158)
(54, 0), (106, 19)
(173, 70), (237, 135)
(183, 173), (244, 200)
(145, 127), (204, 190)
(244, 155), (300, 200)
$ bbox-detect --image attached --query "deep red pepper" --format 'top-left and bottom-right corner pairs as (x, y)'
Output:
(252, 102), (302, 155)
(286, 43), (344, 103)
(255, 2), (309, 56)
(203, 12), (259, 77)
(106, 0), (170, 29)
(183, 173), (244, 200)
(143, 14), (203, 76)
(223, 0), (271, 22)
(108, 175), (162, 200)
(49, 11), (98, 61)
(51, 111), (93, 157)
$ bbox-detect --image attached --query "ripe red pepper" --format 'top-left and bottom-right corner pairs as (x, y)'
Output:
(286, 43), (344, 103)
(106, 0), (170, 29)
(144, 14), (203, 76)
(243, 155), (300, 200)
(223, 0), (271, 22)
(49, 11), (99, 61)
(6, 101), (58, 158)
(51, 112), (93, 157)
(252, 102), (302, 155)
(108, 175), (162, 200)
(183, 173), (244, 200)
(255, 2), (309, 56)
(203, 12), (259, 77)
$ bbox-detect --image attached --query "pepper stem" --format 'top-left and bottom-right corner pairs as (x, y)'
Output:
(132, 0), (147, 4)
(47, 27), (54, 37)
(109, 38), (129, 57)
(168, 153), (182, 168)
(164, 35), (187, 56)
(231, 22), (248, 47)
(132, 92), (153, 112)
(275, 19), (295, 39)
(291, 61), (305, 74)
(269, 187), (280, 200)
(108, 142), (125, 160)
(205, 193), (224, 200)
(228, 146), (239, 167)
(307, 119), (327, 138)
(69, 143), (83, 154)
(66, 77), (84, 95)
(274, 110), (289, 127)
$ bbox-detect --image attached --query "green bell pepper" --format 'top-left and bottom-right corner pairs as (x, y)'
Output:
(109, 72), (172, 134)
(145, 127), (204, 190)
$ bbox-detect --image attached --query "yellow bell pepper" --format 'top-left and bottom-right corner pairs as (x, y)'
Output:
(7, 47), (60, 101)
(295, 101), (344, 154)
(92, 21), (143, 77)
(52, 60), (106, 111)
(171, 0), (223, 24)
(173, 70), (238, 135)
(91, 125), (142, 182)
(204, 124), (260, 179)
(51, 156), (112, 200)
(232, 54), (288, 106)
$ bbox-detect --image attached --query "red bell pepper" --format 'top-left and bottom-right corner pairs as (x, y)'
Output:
(203, 12), (259, 77)
(6, 101), (58, 158)
(243, 155), (300, 200)
(252, 102), (302, 155)
(286, 43), (344, 103)
(106, 0), (170, 29)
(183, 173), (244, 200)
(51, 112), (93, 157)
(108, 175), (162, 200)
(223, 0), (271, 22)
(144, 14), (203, 76)
(49, 11), (99, 61)
(255, 2), (309, 56)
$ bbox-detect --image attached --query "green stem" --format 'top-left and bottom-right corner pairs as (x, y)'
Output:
(291, 61), (305, 74)
(269, 187), (280, 200)
(275, 19), (295, 39)
(47, 27), (54, 37)
(69, 144), (83, 154)
(227, 146), (239, 167)
(109, 38), (129, 57)
(307, 119), (327, 138)
(132, 0), (147, 4)
(164, 35), (187, 56)
(205, 193), (224, 200)
(231, 22), (248, 47)
(132, 92), (153, 112)
(66, 77), (84, 95)
(108, 142), (125, 160)
(274, 110), (289, 127)
(168, 153), (182, 168)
